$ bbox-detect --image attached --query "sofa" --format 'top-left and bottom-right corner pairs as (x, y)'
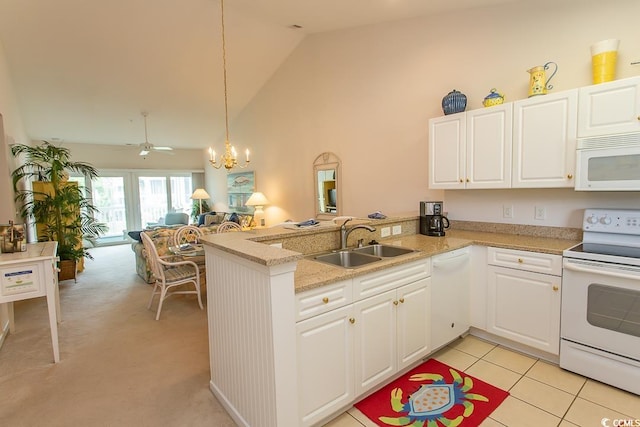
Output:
(130, 212), (253, 284)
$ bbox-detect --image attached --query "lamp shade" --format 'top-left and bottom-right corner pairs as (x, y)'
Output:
(191, 188), (210, 200)
(245, 192), (270, 207)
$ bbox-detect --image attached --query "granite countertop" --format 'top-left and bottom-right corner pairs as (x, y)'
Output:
(293, 230), (579, 293)
(200, 222), (580, 294)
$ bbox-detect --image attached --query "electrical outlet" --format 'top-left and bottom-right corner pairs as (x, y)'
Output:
(392, 225), (402, 235)
(535, 206), (546, 220)
(381, 227), (391, 238)
(269, 242), (283, 248)
(503, 205), (513, 219)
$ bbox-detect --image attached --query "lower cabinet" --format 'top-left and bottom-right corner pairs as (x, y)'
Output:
(354, 278), (431, 396)
(296, 259), (431, 427)
(297, 305), (354, 427)
(486, 247), (562, 355)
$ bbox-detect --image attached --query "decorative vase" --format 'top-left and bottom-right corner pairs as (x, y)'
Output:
(442, 90), (467, 115)
(482, 88), (505, 107)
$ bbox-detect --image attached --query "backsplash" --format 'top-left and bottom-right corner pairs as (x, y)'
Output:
(450, 220), (582, 241)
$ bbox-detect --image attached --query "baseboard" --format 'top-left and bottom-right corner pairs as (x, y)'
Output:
(469, 327), (560, 364)
(209, 381), (250, 427)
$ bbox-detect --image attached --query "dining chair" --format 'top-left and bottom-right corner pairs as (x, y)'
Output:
(173, 225), (203, 246)
(141, 231), (204, 320)
(216, 221), (242, 233)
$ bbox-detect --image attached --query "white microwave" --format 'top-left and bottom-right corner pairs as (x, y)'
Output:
(575, 133), (640, 191)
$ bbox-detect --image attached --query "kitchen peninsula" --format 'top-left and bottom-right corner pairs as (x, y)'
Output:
(200, 217), (579, 427)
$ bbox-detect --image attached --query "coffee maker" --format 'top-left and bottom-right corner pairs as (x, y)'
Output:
(420, 201), (450, 236)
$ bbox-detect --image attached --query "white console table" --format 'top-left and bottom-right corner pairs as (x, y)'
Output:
(0, 242), (61, 363)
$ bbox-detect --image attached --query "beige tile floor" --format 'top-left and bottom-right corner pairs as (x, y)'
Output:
(323, 335), (640, 427)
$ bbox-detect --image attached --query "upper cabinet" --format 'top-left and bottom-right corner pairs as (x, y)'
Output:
(429, 112), (466, 189)
(512, 90), (578, 188)
(578, 76), (640, 138)
(429, 105), (512, 190)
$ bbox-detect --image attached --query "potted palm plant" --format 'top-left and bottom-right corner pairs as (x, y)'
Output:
(11, 142), (108, 281)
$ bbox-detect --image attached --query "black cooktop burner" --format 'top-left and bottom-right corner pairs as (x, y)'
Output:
(569, 243), (640, 260)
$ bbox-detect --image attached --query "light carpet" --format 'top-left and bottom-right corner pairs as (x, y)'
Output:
(0, 244), (236, 426)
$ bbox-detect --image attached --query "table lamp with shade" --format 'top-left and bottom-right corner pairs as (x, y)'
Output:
(245, 192), (270, 227)
(191, 188), (211, 215)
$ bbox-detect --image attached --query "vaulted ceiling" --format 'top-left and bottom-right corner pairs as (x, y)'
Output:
(0, 0), (522, 150)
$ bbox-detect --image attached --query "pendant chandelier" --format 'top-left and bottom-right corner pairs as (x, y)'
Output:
(209, 0), (250, 170)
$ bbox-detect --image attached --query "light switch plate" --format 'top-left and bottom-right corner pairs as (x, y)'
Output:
(381, 227), (391, 237)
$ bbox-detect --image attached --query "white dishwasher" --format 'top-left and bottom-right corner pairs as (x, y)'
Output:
(430, 247), (471, 351)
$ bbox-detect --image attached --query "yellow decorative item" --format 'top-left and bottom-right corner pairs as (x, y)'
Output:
(591, 39), (619, 84)
(527, 61), (558, 97)
(482, 88), (505, 107)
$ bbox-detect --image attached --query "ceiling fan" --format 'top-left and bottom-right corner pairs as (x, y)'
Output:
(137, 112), (173, 156)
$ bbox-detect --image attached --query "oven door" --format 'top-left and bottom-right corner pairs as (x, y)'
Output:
(562, 257), (640, 361)
(575, 144), (640, 191)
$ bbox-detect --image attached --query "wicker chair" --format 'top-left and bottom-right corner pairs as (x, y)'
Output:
(141, 231), (203, 320)
(216, 221), (242, 233)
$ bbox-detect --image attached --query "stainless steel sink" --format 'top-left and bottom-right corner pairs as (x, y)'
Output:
(352, 244), (415, 257)
(313, 250), (382, 268)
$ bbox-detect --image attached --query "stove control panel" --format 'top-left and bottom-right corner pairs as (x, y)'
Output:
(583, 209), (640, 234)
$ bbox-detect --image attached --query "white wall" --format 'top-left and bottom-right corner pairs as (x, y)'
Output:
(0, 39), (30, 349)
(231, 0), (640, 227)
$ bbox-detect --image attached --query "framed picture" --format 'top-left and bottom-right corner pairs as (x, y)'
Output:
(0, 223), (26, 253)
(227, 171), (255, 213)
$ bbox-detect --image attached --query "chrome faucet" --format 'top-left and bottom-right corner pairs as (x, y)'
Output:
(340, 218), (375, 250)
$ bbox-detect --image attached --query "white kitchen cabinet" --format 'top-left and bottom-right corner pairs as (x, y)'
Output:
(296, 258), (431, 426)
(429, 113), (466, 189)
(578, 76), (640, 138)
(353, 277), (431, 396)
(431, 247), (471, 350)
(486, 247), (562, 355)
(353, 289), (397, 395)
(512, 90), (578, 188)
(297, 305), (354, 427)
(396, 278), (431, 370)
(466, 104), (513, 189)
(428, 106), (512, 189)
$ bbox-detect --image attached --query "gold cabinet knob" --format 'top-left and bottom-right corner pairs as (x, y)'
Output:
(393, 300), (399, 306)
(466, 178), (470, 182)
(553, 285), (559, 291)
(567, 174), (573, 179)
(322, 297), (329, 304)
(349, 318), (355, 324)
(517, 258), (523, 263)
(459, 178), (463, 183)
(637, 116), (640, 121)
(399, 298), (405, 304)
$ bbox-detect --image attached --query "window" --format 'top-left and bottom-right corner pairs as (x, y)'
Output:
(71, 170), (195, 246)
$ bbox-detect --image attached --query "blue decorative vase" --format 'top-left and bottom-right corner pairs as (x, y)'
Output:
(442, 90), (467, 115)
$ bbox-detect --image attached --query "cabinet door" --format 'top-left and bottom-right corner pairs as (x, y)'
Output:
(431, 248), (471, 351)
(353, 289), (396, 396)
(429, 113), (466, 189)
(487, 266), (561, 355)
(578, 76), (640, 138)
(466, 104), (513, 189)
(396, 277), (431, 370)
(297, 305), (354, 427)
(512, 90), (578, 188)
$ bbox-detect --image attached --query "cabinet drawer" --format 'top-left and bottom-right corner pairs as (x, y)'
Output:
(353, 259), (431, 301)
(295, 279), (352, 322)
(487, 247), (561, 276)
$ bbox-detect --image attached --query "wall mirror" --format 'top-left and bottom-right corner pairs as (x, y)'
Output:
(313, 152), (341, 219)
